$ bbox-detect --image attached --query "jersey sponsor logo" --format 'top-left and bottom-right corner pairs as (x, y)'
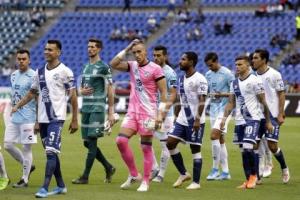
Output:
(41, 87), (50, 102)
(144, 71), (150, 77)
(135, 78), (143, 92)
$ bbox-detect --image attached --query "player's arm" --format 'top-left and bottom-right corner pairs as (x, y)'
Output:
(277, 90), (285, 125)
(156, 77), (167, 129)
(193, 94), (206, 132)
(107, 82), (115, 126)
(257, 93), (273, 133)
(110, 39), (140, 71)
(68, 88), (78, 134)
(34, 96), (39, 134)
(11, 89), (37, 113)
(174, 93), (181, 122)
(220, 93), (235, 130)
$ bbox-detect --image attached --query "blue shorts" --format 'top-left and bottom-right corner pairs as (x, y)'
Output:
(40, 121), (64, 154)
(169, 122), (205, 146)
(233, 120), (260, 145)
(258, 117), (280, 142)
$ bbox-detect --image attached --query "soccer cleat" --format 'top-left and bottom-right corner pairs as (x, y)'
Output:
(72, 176), (88, 184)
(282, 168), (290, 184)
(12, 179), (28, 188)
(137, 181), (149, 192)
(206, 168), (220, 180)
(263, 164), (273, 178)
(35, 187), (48, 198)
(173, 172), (191, 188)
(152, 175), (164, 183)
(0, 177), (10, 190)
(186, 182), (201, 190)
(150, 169), (159, 180)
(48, 186), (67, 195)
(120, 173), (142, 189)
(246, 175), (257, 189)
(236, 181), (247, 189)
(256, 178), (263, 185)
(216, 172), (231, 180)
(104, 166), (116, 183)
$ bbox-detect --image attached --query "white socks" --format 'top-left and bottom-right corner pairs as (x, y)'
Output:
(158, 141), (170, 177)
(220, 143), (229, 173)
(211, 139), (221, 169)
(22, 144), (33, 183)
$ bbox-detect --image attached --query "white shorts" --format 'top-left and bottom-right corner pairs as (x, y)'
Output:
(210, 112), (231, 134)
(154, 116), (174, 141)
(4, 121), (37, 144)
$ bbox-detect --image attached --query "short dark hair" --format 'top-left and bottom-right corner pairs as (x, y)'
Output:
(89, 38), (103, 49)
(204, 52), (218, 63)
(17, 49), (30, 58)
(47, 40), (62, 50)
(154, 45), (168, 55)
(184, 51), (198, 67)
(235, 55), (250, 63)
(254, 49), (269, 63)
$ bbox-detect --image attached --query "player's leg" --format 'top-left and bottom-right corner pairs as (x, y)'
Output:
(262, 136), (273, 177)
(4, 122), (24, 165)
(219, 134), (230, 179)
(0, 149), (9, 191)
(150, 133), (159, 180)
(167, 123), (191, 188)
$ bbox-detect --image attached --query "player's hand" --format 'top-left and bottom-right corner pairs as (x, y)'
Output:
(108, 113), (115, 128)
(192, 118), (200, 133)
(155, 118), (163, 130)
(69, 120), (78, 134)
(126, 39), (141, 51)
(277, 113), (285, 126)
(34, 122), (40, 134)
(219, 118), (226, 131)
(266, 121), (274, 134)
(11, 106), (18, 114)
(81, 87), (93, 96)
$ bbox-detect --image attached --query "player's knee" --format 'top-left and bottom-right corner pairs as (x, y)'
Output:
(210, 129), (221, 140)
(22, 144), (32, 153)
(3, 142), (13, 151)
(268, 143), (278, 153)
(190, 144), (201, 154)
(116, 134), (129, 146)
(83, 140), (89, 149)
(166, 141), (175, 150)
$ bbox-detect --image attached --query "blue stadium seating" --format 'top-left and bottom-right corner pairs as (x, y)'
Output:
(202, 0), (279, 6)
(76, 0), (183, 8)
(1, 0), (65, 8)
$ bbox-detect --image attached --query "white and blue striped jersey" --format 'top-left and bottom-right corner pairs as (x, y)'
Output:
(31, 63), (75, 123)
(256, 67), (285, 118)
(10, 69), (36, 124)
(205, 66), (234, 118)
(230, 74), (264, 122)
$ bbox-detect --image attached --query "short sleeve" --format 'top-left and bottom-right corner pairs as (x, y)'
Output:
(154, 66), (165, 81)
(30, 70), (39, 90)
(168, 71), (177, 88)
(273, 71), (285, 91)
(227, 71), (235, 87)
(63, 67), (75, 90)
(229, 82), (234, 94)
(254, 78), (265, 95)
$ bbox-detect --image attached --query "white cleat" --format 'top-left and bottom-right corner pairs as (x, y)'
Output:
(137, 181), (149, 192)
(173, 172), (191, 188)
(206, 168), (220, 180)
(186, 182), (201, 190)
(282, 168), (290, 184)
(120, 173), (142, 189)
(263, 165), (273, 178)
(152, 175), (163, 183)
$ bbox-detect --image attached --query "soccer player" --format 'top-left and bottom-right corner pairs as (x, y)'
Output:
(220, 55), (273, 189)
(3, 49), (37, 188)
(167, 52), (208, 190)
(12, 40), (78, 197)
(110, 39), (167, 192)
(252, 49), (290, 183)
(204, 52), (234, 180)
(72, 38), (116, 184)
(151, 45), (177, 183)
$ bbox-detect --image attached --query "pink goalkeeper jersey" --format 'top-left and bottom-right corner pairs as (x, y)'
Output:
(127, 60), (165, 116)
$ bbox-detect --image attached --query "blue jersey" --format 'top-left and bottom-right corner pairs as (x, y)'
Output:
(205, 66), (234, 117)
(162, 64), (177, 117)
(10, 69), (36, 123)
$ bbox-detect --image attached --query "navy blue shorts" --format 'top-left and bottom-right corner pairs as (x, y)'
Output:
(233, 120), (260, 145)
(169, 122), (205, 146)
(40, 121), (64, 153)
(258, 117), (280, 142)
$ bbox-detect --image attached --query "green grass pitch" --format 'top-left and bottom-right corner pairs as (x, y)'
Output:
(0, 115), (299, 200)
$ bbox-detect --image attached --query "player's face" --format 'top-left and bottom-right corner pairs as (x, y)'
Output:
(88, 42), (100, 58)
(16, 53), (30, 72)
(252, 53), (264, 70)
(179, 54), (191, 71)
(235, 59), (249, 76)
(153, 50), (166, 67)
(205, 59), (218, 71)
(44, 43), (60, 62)
(132, 44), (147, 65)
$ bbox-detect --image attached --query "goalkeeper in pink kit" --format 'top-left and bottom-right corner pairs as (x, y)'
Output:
(110, 39), (167, 192)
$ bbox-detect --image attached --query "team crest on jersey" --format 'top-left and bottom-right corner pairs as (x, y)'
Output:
(144, 71), (150, 77)
(53, 73), (60, 81)
(93, 69), (98, 75)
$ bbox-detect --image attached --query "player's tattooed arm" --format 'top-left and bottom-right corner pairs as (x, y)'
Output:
(11, 89), (37, 113)
(257, 93), (273, 133)
(277, 90), (285, 125)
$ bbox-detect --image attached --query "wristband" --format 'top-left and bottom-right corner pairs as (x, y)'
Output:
(159, 102), (166, 112)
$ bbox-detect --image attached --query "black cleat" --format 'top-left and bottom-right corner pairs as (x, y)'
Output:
(104, 167), (116, 183)
(72, 176), (88, 184)
(12, 179), (28, 188)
